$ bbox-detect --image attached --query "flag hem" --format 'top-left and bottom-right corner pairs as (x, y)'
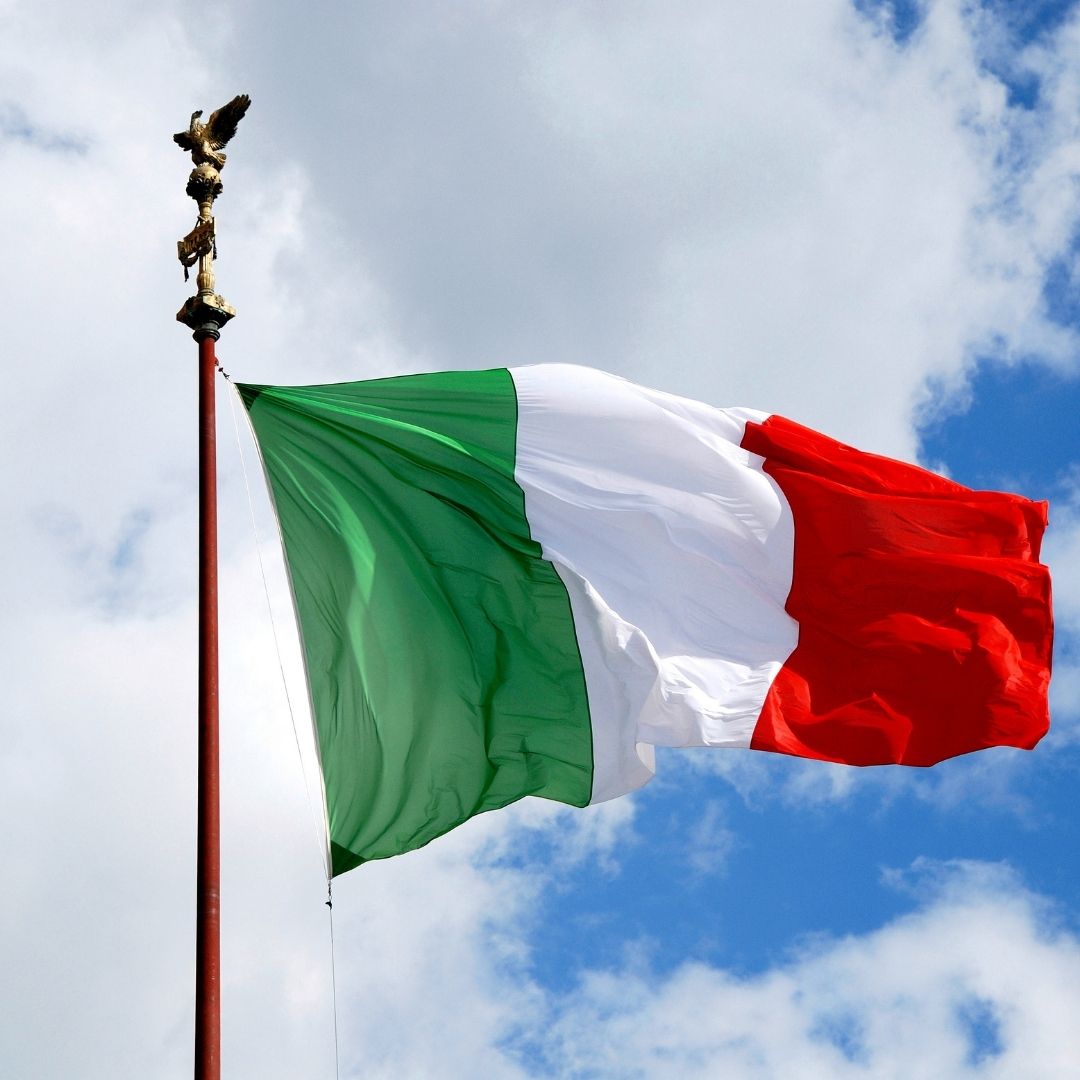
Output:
(235, 382), (334, 881)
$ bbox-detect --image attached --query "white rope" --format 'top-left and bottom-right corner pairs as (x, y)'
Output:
(327, 883), (342, 1080)
(224, 377), (330, 880)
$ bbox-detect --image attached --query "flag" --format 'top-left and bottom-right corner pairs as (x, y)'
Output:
(238, 365), (1053, 875)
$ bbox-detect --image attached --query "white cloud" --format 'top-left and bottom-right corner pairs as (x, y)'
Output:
(685, 799), (737, 878)
(1045, 478), (1080, 631)
(513, 0), (1080, 458)
(1042, 478), (1080, 743)
(534, 859), (1080, 1079)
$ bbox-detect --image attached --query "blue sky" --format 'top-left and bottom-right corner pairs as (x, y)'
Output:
(3, 1), (1080, 1076)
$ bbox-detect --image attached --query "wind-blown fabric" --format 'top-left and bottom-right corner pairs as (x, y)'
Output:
(239, 365), (1052, 875)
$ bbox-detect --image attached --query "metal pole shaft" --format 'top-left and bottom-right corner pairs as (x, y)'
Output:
(194, 327), (221, 1080)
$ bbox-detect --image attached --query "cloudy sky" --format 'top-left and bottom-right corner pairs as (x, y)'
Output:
(3, 0), (1080, 1076)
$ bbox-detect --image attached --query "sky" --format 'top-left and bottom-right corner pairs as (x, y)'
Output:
(2, 0), (1080, 1077)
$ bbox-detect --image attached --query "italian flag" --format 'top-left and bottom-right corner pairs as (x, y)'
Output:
(238, 365), (1053, 876)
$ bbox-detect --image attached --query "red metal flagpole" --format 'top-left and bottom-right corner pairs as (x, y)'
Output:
(175, 94), (249, 1080)
(194, 324), (222, 1079)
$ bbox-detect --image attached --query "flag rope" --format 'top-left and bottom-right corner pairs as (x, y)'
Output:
(327, 883), (341, 1080)
(224, 377), (331, 879)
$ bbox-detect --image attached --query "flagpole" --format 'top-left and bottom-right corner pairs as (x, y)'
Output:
(175, 96), (249, 1080)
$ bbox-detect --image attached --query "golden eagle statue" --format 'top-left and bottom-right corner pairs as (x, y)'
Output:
(173, 94), (251, 170)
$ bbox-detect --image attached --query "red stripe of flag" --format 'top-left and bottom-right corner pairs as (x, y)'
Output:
(741, 416), (1053, 767)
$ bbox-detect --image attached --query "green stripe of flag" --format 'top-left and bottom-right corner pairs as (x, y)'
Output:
(239, 369), (593, 874)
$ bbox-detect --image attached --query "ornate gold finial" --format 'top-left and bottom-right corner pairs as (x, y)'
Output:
(175, 94), (250, 338)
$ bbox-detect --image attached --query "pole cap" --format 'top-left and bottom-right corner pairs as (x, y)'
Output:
(177, 292), (236, 340)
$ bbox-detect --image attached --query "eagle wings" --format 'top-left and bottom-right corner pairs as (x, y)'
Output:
(173, 94), (251, 169)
